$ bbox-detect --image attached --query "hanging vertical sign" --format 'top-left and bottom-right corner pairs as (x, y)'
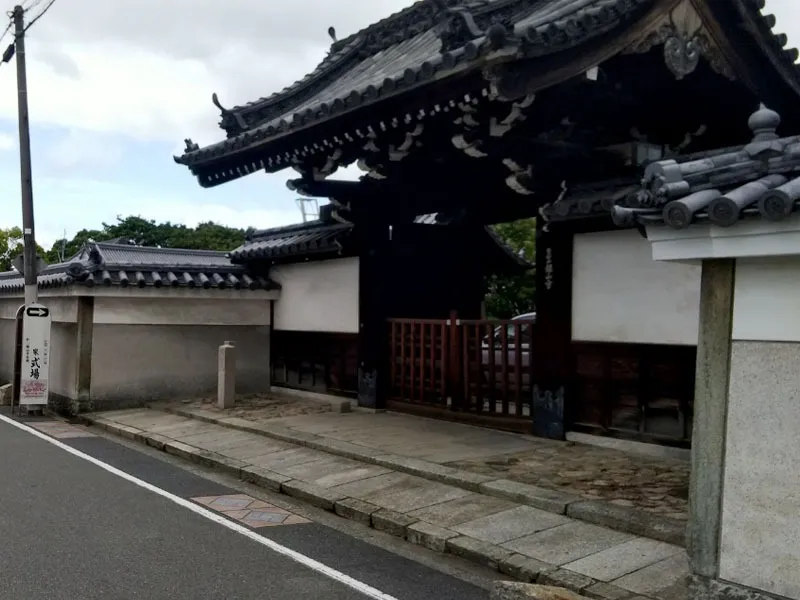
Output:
(20, 303), (51, 405)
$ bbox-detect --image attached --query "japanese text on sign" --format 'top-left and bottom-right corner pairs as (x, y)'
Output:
(544, 247), (554, 291)
(20, 303), (51, 405)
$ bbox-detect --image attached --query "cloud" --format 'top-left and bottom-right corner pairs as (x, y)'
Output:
(0, 0), (416, 148)
(0, 132), (14, 150)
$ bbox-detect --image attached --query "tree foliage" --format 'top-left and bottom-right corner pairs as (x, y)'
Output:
(484, 218), (537, 319)
(0, 226), (46, 272)
(44, 216), (248, 264)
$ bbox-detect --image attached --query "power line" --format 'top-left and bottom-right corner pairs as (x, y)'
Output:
(23, 0), (57, 32)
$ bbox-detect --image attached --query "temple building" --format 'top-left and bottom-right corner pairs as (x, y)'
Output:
(174, 0), (800, 451)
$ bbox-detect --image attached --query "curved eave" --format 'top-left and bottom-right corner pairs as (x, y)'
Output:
(175, 0), (657, 188)
(702, 0), (800, 128)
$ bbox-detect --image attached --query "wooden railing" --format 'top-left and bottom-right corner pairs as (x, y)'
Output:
(388, 315), (536, 419)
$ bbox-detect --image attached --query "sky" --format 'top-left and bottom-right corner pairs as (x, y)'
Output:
(0, 0), (796, 249)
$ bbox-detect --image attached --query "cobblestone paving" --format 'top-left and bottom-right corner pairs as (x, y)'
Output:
(175, 392), (330, 422)
(192, 494), (311, 528)
(447, 442), (690, 520)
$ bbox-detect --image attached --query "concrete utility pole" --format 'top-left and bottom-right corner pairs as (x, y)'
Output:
(12, 5), (38, 305)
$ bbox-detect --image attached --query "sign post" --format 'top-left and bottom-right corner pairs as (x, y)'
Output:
(19, 303), (50, 410)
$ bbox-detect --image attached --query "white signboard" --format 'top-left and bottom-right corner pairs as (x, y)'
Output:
(20, 303), (51, 405)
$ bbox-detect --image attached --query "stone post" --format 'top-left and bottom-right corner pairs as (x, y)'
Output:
(218, 340), (236, 409)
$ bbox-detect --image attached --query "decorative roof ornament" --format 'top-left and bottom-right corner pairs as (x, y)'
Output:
(328, 26), (337, 43)
(623, 0), (735, 81)
(432, 4), (484, 53)
(745, 103), (783, 156)
(212, 93), (248, 131)
(749, 104), (781, 141)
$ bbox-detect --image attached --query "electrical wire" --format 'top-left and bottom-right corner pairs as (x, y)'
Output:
(0, 17), (11, 47)
(24, 0), (57, 32)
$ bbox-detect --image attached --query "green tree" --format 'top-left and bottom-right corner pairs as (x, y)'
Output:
(45, 216), (248, 263)
(484, 217), (537, 319)
(0, 226), (47, 272)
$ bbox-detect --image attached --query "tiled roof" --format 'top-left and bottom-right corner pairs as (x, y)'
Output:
(229, 221), (353, 263)
(0, 241), (278, 294)
(611, 106), (800, 230)
(229, 208), (531, 270)
(175, 0), (654, 184)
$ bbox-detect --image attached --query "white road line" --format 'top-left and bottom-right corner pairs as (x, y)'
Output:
(0, 414), (400, 600)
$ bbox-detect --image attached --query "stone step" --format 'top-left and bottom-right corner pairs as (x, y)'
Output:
(81, 408), (690, 600)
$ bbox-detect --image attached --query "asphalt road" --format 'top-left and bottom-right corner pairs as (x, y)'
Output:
(0, 412), (490, 600)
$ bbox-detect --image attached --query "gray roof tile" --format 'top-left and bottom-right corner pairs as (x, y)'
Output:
(611, 106), (800, 230)
(175, 0), (656, 186)
(0, 241), (278, 294)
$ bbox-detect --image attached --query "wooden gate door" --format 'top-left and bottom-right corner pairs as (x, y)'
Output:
(387, 315), (536, 433)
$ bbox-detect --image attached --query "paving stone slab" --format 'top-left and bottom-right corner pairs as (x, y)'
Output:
(453, 505), (570, 545)
(481, 479), (581, 514)
(330, 472), (416, 499)
(564, 538), (681, 583)
(446, 535), (513, 570)
(281, 480), (346, 511)
(567, 502), (685, 547)
(406, 521), (458, 553)
(313, 464), (391, 488)
(373, 454), (494, 491)
(371, 509), (418, 538)
(365, 478), (471, 513)
(491, 582), (589, 600)
(611, 553), (690, 598)
(503, 522), (634, 566)
(408, 493), (517, 527)
(333, 498), (380, 526)
(499, 554), (555, 583)
(539, 570), (597, 593)
(240, 466), (291, 492)
(248, 448), (325, 471)
(583, 582), (636, 599)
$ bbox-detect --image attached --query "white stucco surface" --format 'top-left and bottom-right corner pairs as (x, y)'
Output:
(270, 257), (359, 333)
(732, 257), (800, 342)
(571, 230), (701, 345)
(720, 340), (800, 599)
(93, 297), (271, 326)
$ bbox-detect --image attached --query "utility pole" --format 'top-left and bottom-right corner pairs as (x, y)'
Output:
(13, 4), (37, 305)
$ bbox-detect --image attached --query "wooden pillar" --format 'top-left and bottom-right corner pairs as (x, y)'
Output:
(73, 296), (94, 415)
(531, 220), (573, 439)
(355, 209), (390, 409)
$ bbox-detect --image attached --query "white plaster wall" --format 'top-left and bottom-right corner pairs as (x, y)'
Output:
(49, 323), (77, 401)
(93, 297), (271, 326)
(90, 324), (270, 409)
(270, 257), (359, 333)
(0, 318), (15, 384)
(732, 256), (800, 342)
(720, 340), (800, 599)
(571, 230), (701, 345)
(0, 296), (77, 322)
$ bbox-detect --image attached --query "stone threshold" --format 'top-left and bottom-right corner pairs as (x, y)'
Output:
(82, 411), (660, 600)
(147, 403), (685, 547)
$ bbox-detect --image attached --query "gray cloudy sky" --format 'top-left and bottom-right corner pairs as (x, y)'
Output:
(0, 0), (796, 247)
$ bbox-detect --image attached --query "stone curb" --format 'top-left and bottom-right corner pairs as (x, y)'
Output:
(149, 404), (686, 547)
(82, 413), (651, 599)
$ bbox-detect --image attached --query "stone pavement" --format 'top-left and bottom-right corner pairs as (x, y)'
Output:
(246, 411), (690, 522)
(85, 407), (690, 600)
